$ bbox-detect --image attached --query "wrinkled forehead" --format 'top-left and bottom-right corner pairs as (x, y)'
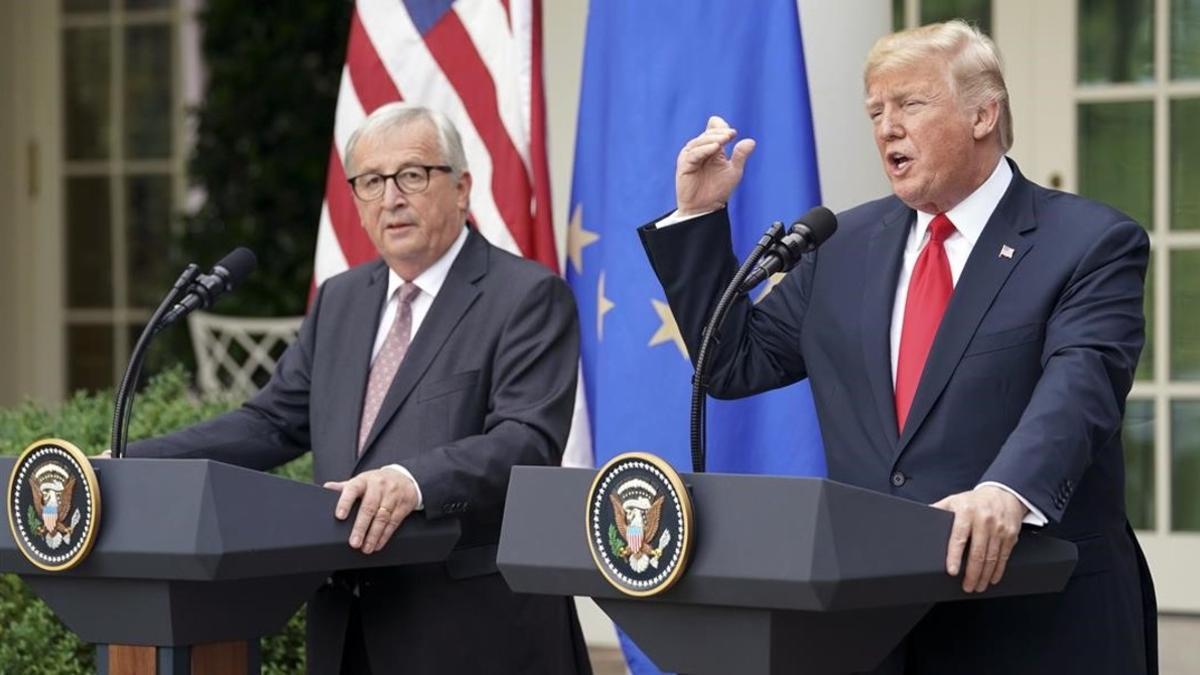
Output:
(864, 60), (955, 106)
(352, 119), (443, 169)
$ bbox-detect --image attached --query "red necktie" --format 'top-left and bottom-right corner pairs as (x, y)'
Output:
(895, 213), (956, 433)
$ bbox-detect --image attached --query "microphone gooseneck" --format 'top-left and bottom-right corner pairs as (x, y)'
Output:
(737, 206), (838, 294)
(690, 207), (838, 472)
(111, 248), (256, 458)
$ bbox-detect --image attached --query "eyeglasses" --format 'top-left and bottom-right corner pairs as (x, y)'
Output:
(347, 165), (454, 201)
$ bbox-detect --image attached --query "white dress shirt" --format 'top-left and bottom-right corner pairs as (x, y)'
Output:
(371, 226), (470, 510)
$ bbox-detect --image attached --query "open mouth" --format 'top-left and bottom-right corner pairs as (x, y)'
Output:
(888, 151), (912, 173)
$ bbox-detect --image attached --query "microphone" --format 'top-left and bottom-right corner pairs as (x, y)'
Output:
(158, 247), (257, 328)
(737, 206), (837, 294)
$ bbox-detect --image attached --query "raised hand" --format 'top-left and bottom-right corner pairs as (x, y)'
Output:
(675, 115), (756, 216)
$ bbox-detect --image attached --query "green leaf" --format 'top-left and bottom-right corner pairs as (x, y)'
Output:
(608, 523), (624, 558)
(26, 505), (39, 535)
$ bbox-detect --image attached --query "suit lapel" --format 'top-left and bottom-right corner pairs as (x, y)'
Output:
(329, 260), (389, 480)
(860, 201), (913, 449)
(895, 168), (1038, 456)
(357, 229), (486, 464)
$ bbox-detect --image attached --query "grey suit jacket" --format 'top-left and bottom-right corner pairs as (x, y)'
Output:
(129, 227), (590, 674)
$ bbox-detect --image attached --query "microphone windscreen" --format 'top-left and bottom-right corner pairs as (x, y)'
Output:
(215, 247), (257, 285)
(798, 206), (838, 245)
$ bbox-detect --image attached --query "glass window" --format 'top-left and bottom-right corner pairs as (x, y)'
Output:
(1078, 0), (1155, 84)
(1171, 401), (1200, 531)
(920, 0), (992, 35)
(1123, 399), (1155, 529)
(63, 0), (110, 12)
(124, 25), (173, 159)
(66, 177), (113, 309)
(1170, 98), (1200, 230)
(1137, 254), (1153, 381)
(67, 324), (114, 394)
(1171, 0), (1200, 80)
(126, 175), (174, 307)
(63, 27), (112, 161)
(1170, 251), (1200, 381)
(1078, 102), (1154, 229)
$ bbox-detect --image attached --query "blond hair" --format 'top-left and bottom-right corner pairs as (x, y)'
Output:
(864, 20), (1012, 151)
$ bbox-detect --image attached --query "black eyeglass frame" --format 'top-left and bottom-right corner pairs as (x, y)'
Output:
(346, 164), (454, 200)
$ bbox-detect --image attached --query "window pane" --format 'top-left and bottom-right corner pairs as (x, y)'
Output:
(1171, 98), (1200, 230)
(1137, 253), (1153, 381)
(1123, 399), (1155, 529)
(920, 0), (992, 35)
(1078, 102), (1154, 229)
(66, 177), (113, 308)
(126, 175), (175, 307)
(1171, 401), (1200, 531)
(1171, 250), (1200, 380)
(67, 324), (115, 394)
(1078, 0), (1155, 84)
(63, 0), (110, 12)
(893, 0), (905, 30)
(1172, 0), (1200, 79)
(1171, 249), (1200, 381)
(124, 24), (173, 159)
(63, 27), (111, 161)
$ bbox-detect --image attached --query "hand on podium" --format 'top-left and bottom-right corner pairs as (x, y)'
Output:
(932, 485), (1029, 593)
(325, 468), (420, 555)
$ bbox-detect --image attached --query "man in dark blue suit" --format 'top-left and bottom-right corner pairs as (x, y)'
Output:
(640, 20), (1156, 674)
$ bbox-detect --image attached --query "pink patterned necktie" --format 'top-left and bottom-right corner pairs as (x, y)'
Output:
(358, 283), (422, 454)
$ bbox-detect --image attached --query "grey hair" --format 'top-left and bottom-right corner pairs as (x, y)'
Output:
(343, 102), (470, 177)
(864, 20), (1013, 152)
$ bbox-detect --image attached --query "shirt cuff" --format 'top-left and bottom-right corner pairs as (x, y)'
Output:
(656, 208), (717, 228)
(383, 464), (424, 511)
(977, 481), (1048, 526)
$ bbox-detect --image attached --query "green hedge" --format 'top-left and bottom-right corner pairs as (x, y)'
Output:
(0, 368), (311, 674)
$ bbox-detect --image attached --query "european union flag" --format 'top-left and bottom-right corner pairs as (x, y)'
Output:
(566, 1), (828, 672)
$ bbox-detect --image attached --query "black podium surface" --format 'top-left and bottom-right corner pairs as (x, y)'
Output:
(0, 457), (460, 648)
(498, 467), (1076, 675)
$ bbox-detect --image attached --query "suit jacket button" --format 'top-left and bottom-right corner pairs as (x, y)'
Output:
(891, 471), (907, 487)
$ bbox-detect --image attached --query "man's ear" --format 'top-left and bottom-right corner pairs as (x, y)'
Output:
(972, 99), (1000, 141)
(456, 170), (473, 212)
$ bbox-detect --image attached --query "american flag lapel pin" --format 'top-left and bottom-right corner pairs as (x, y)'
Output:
(999, 245), (1015, 259)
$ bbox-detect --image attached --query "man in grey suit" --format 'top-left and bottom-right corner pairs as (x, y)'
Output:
(128, 103), (589, 674)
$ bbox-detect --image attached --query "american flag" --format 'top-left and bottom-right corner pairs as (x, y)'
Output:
(314, 0), (557, 282)
(313, 0), (592, 467)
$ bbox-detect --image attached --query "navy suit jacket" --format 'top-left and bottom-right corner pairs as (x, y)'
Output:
(129, 228), (590, 674)
(641, 163), (1156, 674)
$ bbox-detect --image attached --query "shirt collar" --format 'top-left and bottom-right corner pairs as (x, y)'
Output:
(384, 225), (470, 302)
(913, 157), (1012, 246)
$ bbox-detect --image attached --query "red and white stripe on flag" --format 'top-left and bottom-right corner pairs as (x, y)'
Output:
(314, 0), (593, 468)
(314, 0), (557, 285)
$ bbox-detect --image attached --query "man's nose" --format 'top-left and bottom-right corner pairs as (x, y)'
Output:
(878, 111), (903, 141)
(382, 177), (409, 208)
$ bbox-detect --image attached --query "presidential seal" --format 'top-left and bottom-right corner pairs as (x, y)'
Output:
(6, 439), (101, 572)
(586, 452), (694, 597)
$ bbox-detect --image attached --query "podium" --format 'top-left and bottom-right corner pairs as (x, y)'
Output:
(0, 457), (460, 675)
(498, 467), (1077, 675)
